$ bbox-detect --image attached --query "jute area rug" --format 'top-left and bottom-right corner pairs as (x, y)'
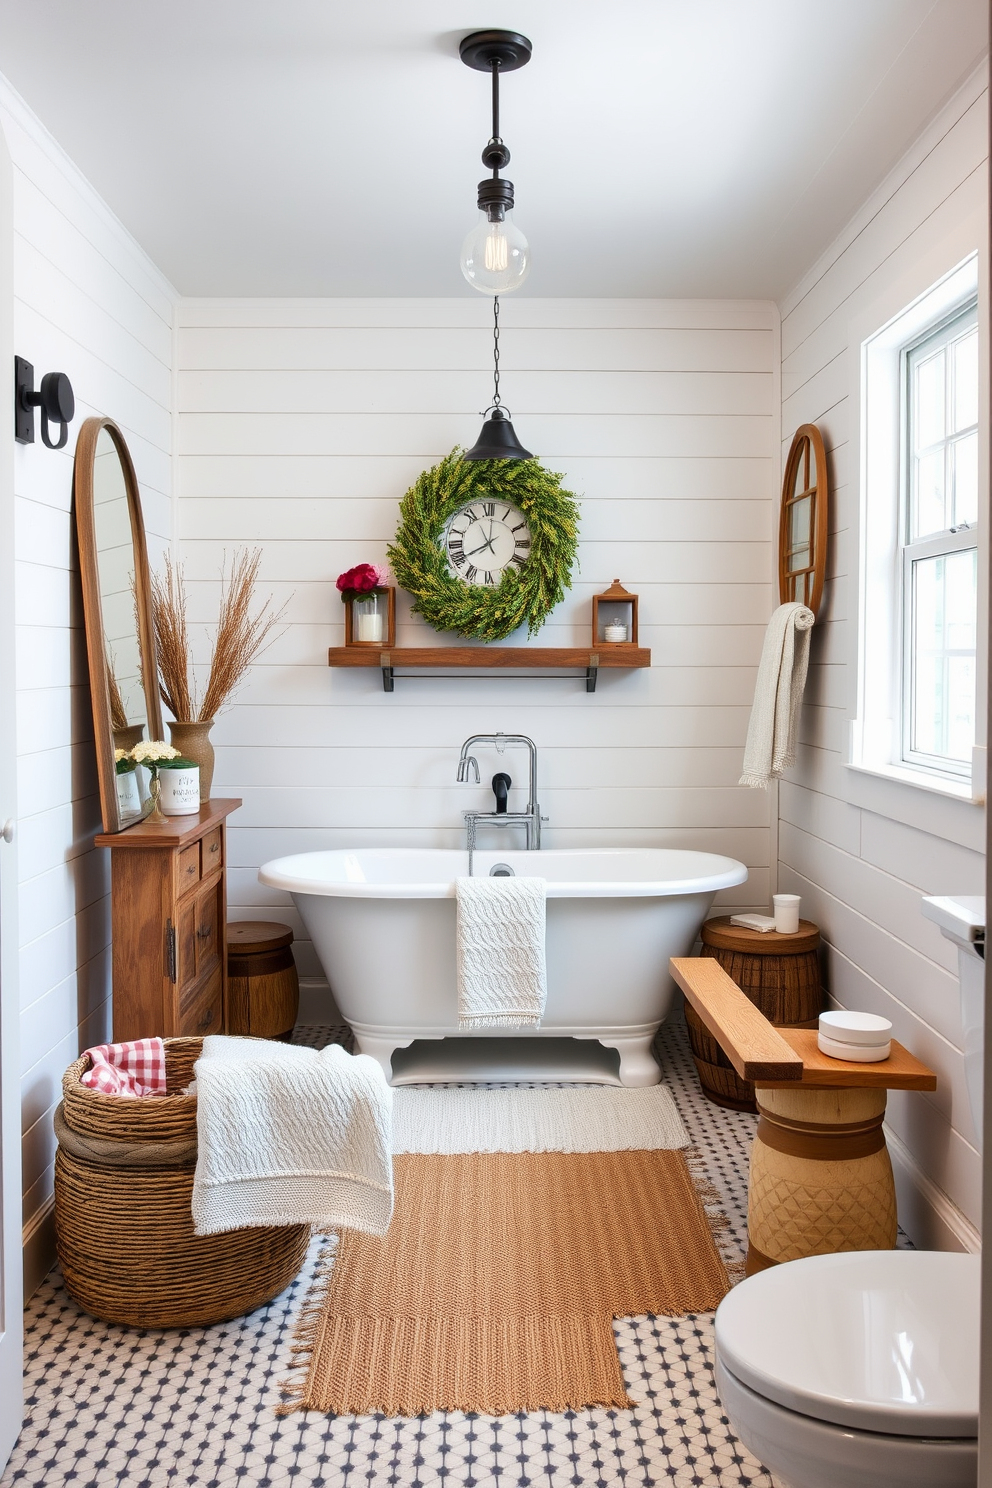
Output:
(283, 1089), (731, 1418)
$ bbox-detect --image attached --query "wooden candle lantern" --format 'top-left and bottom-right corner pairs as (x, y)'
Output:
(344, 586), (396, 648)
(592, 580), (638, 646)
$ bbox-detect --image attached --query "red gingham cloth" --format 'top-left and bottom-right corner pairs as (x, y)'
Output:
(78, 1038), (167, 1098)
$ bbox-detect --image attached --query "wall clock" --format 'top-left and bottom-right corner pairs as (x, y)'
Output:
(444, 499), (532, 587)
(388, 448), (579, 641)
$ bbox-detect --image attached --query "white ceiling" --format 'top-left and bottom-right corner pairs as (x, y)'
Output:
(1, 0), (987, 299)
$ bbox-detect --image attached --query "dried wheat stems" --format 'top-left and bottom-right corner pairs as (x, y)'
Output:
(150, 549), (284, 723)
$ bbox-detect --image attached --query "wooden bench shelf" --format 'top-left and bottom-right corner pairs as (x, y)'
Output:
(327, 645), (652, 692)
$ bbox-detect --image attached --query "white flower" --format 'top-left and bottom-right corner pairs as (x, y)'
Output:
(114, 748), (129, 763)
(131, 740), (180, 766)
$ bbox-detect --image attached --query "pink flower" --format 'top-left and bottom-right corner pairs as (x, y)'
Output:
(336, 563), (379, 595)
(336, 563), (392, 602)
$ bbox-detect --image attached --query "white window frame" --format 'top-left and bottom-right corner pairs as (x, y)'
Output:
(850, 251), (986, 805)
(900, 303), (979, 780)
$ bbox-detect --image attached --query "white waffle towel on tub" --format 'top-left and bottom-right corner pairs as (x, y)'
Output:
(739, 601), (815, 788)
(456, 874), (547, 1029)
(191, 1036), (393, 1236)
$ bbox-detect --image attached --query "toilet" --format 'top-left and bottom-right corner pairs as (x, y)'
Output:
(714, 893), (984, 1488)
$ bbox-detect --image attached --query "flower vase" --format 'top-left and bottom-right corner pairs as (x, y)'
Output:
(113, 723), (145, 754)
(168, 720), (216, 803)
(146, 772), (168, 824)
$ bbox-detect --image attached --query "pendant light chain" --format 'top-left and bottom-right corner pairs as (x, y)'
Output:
(490, 59), (501, 163)
(492, 295), (501, 410)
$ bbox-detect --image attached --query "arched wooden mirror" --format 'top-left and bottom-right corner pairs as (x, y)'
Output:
(73, 417), (162, 832)
(779, 423), (829, 617)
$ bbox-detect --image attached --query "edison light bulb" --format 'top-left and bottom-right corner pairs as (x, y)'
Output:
(460, 211), (530, 294)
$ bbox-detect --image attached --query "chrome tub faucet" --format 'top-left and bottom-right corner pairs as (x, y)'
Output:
(456, 733), (545, 871)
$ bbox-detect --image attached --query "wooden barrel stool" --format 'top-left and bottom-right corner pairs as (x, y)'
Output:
(745, 1084), (897, 1276)
(227, 921), (300, 1039)
(685, 917), (823, 1111)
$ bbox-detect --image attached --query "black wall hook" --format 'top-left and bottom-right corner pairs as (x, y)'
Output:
(15, 357), (75, 449)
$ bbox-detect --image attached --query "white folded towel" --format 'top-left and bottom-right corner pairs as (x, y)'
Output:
(456, 874), (547, 1029)
(191, 1036), (393, 1237)
(739, 601), (816, 788)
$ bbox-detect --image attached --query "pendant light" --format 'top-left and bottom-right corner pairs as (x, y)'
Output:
(462, 296), (533, 462)
(458, 29), (532, 295)
(459, 30), (534, 462)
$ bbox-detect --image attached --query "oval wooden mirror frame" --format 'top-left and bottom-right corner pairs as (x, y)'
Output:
(73, 416), (163, 834)
(779, 422), (829, 618)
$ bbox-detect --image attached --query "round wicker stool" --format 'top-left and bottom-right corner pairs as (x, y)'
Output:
(685, 917), (823, 1111)
(227, 921), (300, 1040)
(54, 1037), (310, 1328)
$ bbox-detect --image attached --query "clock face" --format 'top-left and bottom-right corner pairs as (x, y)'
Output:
(444, 500), (532, 587)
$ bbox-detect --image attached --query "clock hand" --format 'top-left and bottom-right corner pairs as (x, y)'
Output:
(466, 537), (497, 556)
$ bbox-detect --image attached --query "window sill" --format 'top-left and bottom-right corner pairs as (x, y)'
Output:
(844, 759), (977, 802)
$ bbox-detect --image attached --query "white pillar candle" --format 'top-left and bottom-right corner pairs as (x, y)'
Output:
(356, 611), (384, 643)
(604, 623), (628, 642)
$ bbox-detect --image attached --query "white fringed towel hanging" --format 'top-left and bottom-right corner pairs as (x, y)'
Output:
(739, 601), (815, 788)
(456, 874), (547, 1029)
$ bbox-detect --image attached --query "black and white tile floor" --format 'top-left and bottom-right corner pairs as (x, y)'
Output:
(2, 1018), (777, 1488)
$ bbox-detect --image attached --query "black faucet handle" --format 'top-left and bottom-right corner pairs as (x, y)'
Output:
(492, 772), (512, 814)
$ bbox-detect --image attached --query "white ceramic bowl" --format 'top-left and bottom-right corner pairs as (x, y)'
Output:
(818, 1031), (891, 1062)
(819, 1010), (893, 1046)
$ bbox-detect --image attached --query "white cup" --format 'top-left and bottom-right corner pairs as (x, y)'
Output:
(772, 893), (801, 934)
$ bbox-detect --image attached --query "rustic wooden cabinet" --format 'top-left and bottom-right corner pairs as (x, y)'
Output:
(95, 799), (241, 1041)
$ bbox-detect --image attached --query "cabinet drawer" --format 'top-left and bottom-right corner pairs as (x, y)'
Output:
(177, 843), (200, 891)
(180, 965), (223, 1037)
(201, 827), (223, 875)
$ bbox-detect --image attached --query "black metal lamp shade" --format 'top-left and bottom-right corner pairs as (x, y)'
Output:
(463, 407), (533, 462)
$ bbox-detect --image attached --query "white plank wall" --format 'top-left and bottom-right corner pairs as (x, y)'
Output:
(778, 66), (988, 1248)
(177, 297), (778, 1001)
(1, 79), (177, 1290)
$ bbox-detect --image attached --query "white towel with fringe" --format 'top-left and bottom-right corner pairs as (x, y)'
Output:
(456, 874), (547, 1029)
(739, 601), (815, 788)
(191, 1036), (393, 1237)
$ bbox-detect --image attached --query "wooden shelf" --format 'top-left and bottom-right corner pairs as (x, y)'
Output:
(327, 646), (651, 692)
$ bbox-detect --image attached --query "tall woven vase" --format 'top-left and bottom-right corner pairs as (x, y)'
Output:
(168, 719), (216, 803)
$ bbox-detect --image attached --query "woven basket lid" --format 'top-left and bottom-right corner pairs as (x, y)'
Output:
(227, 920), (294, 954)
(701, 915), (819, 954)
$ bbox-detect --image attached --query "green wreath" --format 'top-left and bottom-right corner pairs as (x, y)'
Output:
(387, 448), (580, 641)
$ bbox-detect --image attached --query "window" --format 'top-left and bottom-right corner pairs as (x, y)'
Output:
(901, 306), (978, 778)
(853, 252), (983, 801)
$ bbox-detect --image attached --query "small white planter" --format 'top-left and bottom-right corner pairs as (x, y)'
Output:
(115, 770), (141, 819)
(159, 765), (201, 816)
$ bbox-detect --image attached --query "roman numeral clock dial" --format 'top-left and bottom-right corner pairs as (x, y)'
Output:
(444, 502), (532, 587)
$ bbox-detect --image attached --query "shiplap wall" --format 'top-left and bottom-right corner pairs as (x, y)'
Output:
(778, 66), (988, 1248)
(177, 298), (778, 1004)
(1, 80), (177, 1288)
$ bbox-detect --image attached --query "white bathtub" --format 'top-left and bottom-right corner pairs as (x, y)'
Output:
(259, 847), (747, 1086)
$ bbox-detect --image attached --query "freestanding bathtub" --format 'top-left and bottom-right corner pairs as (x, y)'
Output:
(260, 847), (747, 1086)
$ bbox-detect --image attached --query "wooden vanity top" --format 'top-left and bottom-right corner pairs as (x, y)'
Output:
(95, 797), (241, 849)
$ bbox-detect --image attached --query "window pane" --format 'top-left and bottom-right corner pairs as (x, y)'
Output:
(952, 431), (978, 527)
(915, 349), (945, 450)
(911, 548), (977, 763)
(953, 328), (979, 431)
(913, 448), (945, 538)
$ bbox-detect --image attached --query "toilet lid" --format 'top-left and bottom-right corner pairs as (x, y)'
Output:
(715, 1251), (979, 1437)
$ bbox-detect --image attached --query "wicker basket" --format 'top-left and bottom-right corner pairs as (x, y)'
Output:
(685, 918), (823, 1111)
(55, 1037), (310, 1328)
